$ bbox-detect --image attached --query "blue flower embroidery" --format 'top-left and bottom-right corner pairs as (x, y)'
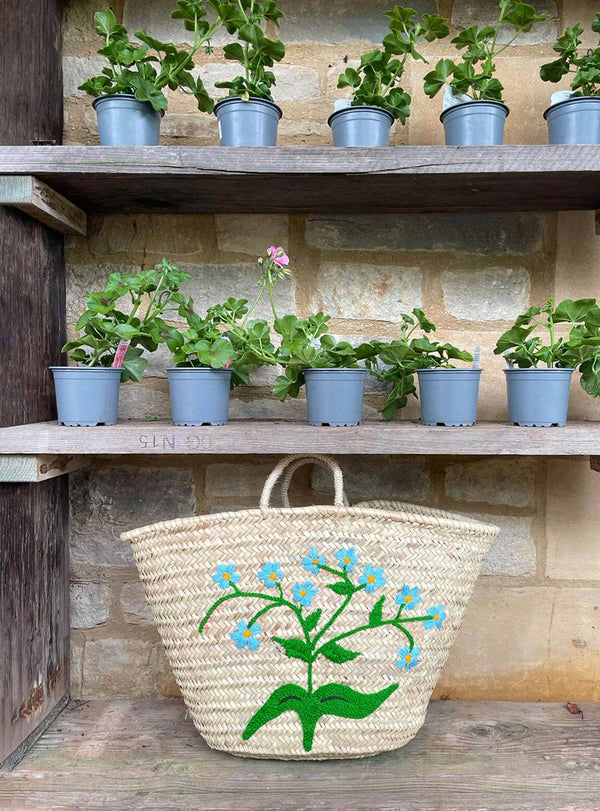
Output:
(258, 561), (284, 588)
(212, 564), (240, 590)
(395, 585), (421, 610)
(302, 547), (325, 574)
(424, 605), (446, 629)
(358, 564), (386, 594)
(293, 581), (317, 608)
(397, 645), (420, 669)
(336, 547), (359, 572)
(231, 621), (261, 651)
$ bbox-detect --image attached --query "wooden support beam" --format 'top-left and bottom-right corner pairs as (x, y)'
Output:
(0, 454), (89, 482)
(0, 176), (86, 236)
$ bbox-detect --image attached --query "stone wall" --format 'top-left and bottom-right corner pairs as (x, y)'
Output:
(64, 0), (600, 701)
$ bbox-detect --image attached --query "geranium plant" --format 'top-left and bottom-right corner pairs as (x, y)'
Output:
(79, 4), (224, 112)
(63, 260), (191, 381)
(540, 15), (600, 95)
(424, 1), (548, 102)
(337, 6), (449, 122)
(494, 298), (600, 396)
(366, 309), (473, 419)
(214, 0), (285, 102)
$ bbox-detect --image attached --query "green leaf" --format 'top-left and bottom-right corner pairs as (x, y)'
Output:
(540, 57), (570, 84)
(502, 2), (549, 34)
(272, 637), (312, 663)
(554, 298), (597, 323)
(304, 609), (322, 632)
(423, 58), (454, 98)
(326, 581), (355, 596)
(368, 595), (386, 627)
(319, 641), (361, 664)
(242, 683), (309, 743)
(120, 346), (147, 382)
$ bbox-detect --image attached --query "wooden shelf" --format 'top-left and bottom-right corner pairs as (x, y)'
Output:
(3, 145), (600, 214)
(2, 698), (598, 809)
(1, 419), (600, 459)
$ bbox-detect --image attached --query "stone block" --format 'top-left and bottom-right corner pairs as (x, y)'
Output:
(556, 212), (600, 303)
(313, 263), (422, 321)
(70, 466), (195, 565)
(546, 459), (600, 581)
(311, 455), (430, 502)
(70, 582), (111, 629)
(442, 267), (530, 321)
(124, 0), (229, 45)
(87, 214), (207, 260)
(477, 514), (536, 576)
(120, 582), (154, 624)
(279, 0), (437, 44)
(444, 458), (535, 507)
(305, 213), (544, 255)
(160, 113), (217, 142)
(63, 56), (106, 97)
(452, 0), (557, 45)
(206, 462), (275, 498)
(70, 638), (84, 698)
(196, 64), (319, 103)
(215, 214), (289, 256)
(118, 383), (171, 419)
(82, 638), (158, 698)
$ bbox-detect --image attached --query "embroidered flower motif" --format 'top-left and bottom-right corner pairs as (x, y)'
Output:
(358, 564), (386, 594)
(293, 581), (317, 608)
(267, 246), (289, 268)
(396, 645), (420, 669)
(258, 561), (284, 588)
(302, 547), (325, 574)
(212, 564), (240, 590)
(424, 605), (446, 630)
(395, 585), (421, 610)
(231, 621), (261, 651)
(336, 547), (359, 573)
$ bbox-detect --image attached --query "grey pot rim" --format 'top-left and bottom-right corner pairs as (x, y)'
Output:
(92, 93), (165, 117)
(543, 94), (600, 120)
(327, 105), (395, 128)
(213, 96), (283, 119)
(416, 367), (482, 374)
(167, 366), (234, 375)
(503, 367), (575, 375)
(303, 366), (368, 374)
(440, 99), (510, 124)
(50, 365), (123, 374)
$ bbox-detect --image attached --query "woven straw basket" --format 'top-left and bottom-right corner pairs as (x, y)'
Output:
(122, 454), (499, 760)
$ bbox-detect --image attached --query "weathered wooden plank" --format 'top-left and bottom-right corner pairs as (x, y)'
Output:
(0, 699), (598, 810)
(0, 177), (86, 235)
(0, 455), (90, 482)
(1, 145), (600, 214)
(0, 0), (68, 770)
(0, 419), (600, 456)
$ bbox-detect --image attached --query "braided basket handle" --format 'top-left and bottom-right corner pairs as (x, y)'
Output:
(280, 456), (349, 508)
(260, 454), (345, 511)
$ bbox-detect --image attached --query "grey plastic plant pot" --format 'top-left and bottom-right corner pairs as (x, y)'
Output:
(168, 368), (233, 426)
(504, 368), (574, 427)
(51, 366), (122, 426)
(92, 94), (163, 146)
(544, 96), (600, 144)
(328, 105), (394, 147)
(214, 97), (282, 146)
(303, 368), (367, 427)
(440, 100), (509, 146)
(417, 369), (482, 427)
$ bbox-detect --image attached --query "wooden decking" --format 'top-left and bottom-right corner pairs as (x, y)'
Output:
(1, 699), (598, 810)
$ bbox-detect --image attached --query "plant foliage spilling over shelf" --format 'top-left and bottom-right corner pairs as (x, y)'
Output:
(540, 13), (600, 96)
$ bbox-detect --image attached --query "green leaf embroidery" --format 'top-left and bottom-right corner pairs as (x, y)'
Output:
(327, 581), (355, 596)
(272, 636), (312, 663)
(304, 609), (322, 633)
(368, 595), (386, 627)
(319, 641), (361, 664)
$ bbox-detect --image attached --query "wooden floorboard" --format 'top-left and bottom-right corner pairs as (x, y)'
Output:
(0, 699), (598, 810)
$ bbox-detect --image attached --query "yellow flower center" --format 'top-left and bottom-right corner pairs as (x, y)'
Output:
(434, 614), (439, 621)
(313, 558), (319, 565)
(344, 557), (351, 564)
(300, 589), (307, 597)
(368, 574), (376, 584)
(243, 629), (252, 638)
(405, 653), (412, 663)
(269, 572), (278, 580)
(223, 572), (231, 580)
(405, 595), (412, 603)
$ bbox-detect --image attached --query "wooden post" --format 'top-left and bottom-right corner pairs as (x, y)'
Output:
(0, 0), (69, 768)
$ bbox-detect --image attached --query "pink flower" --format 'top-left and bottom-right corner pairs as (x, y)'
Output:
(267, 246), (289, 268)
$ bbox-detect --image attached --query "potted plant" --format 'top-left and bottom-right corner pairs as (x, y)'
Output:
(212, 0), (285, 146)
(331, 6), (449, 147)
(366, 309), (476, 425)
(79, 4), (220, 145)
(494, 298), (600, 427)
(54, 260), (190, 426)
(424, 1), (548, 145)
(540, 15), (600, 143)
(163, 246), (290, 425)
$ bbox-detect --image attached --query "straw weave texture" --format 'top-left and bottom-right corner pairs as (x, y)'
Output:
(122, 455), (498, 760)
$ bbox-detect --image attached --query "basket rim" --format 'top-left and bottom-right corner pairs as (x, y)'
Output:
(121, 504), (500, 543)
